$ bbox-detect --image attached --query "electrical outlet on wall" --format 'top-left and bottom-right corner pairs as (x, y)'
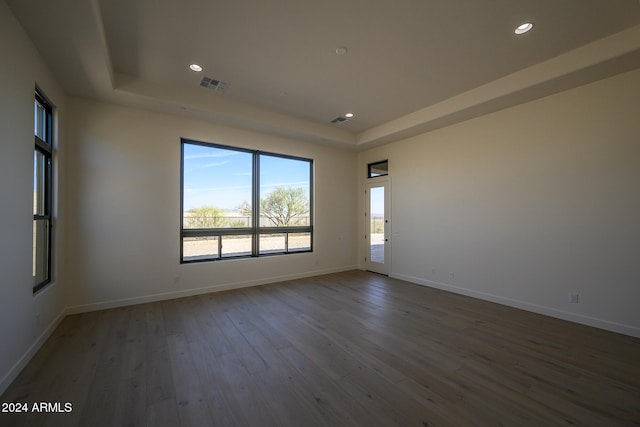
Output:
(570, 293), (579, 304)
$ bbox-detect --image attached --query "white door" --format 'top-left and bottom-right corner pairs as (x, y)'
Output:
(365, 179), (390, 275)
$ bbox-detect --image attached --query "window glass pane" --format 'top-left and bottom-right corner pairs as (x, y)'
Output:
(288, 232), (311, 252)
(370, 187), (385, 263)
(33, 219), (49, 284)
(34, 100), (48, 142)
(260, 233), (286, 255)
(33, 150), (46, 215)
(221, 235), (252, 258)
(368, 160), (388, 178)
(183, 144), (252, 229)
(259, 155), (311, 227)
(183, 236), (220, 261)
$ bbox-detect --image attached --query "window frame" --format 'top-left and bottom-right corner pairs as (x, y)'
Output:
(180, 138), (313, 263)
(33, 88), (53, 293)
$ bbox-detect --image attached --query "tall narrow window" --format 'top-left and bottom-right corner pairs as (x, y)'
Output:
(180, 139), (313, 262)
(33, 89), (53, 292)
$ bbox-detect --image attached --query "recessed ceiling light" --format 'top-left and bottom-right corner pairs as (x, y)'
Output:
(335, 46), (348, 55)
(345, 112), (354, 118)
(189, 64), (203, 72)
(514, 22), (534, 35)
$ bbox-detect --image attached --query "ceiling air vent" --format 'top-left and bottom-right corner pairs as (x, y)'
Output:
(330, 116), (347, 124)
(199, 76), (230, 93)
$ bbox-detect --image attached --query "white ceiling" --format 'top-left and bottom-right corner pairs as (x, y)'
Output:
(8, 0), (640, 149)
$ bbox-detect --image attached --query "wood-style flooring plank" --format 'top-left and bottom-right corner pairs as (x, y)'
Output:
(78, 308), (130, 427)
(165, 333), (215, 427)
(187, 339), (239, 426)
(216, 352), (278, 426)
(278, 345), (389, 427)
(147, 398), (180, 427)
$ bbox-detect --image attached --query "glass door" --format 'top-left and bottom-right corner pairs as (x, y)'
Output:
(365, 179), (389, 275)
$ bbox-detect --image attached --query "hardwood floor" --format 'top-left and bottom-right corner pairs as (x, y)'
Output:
(2, 270), (639, 426)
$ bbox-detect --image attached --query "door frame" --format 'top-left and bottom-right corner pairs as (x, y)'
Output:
(365, 177), (390, 275)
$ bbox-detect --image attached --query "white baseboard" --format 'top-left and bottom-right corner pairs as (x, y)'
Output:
(391, 272), (640, 339)
(64, 265), (358, 315)
(0, 310), (66, 395)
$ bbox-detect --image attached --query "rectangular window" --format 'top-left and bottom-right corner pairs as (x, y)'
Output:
(368, 160), (388, 178)
(180, 139), (313, 262)
(33, 88), (53, 292)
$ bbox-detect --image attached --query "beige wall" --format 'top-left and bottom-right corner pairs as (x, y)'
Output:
(359, 68), (640, 337)
(63, 96), (358, 311)
(0, 1), (67, 392)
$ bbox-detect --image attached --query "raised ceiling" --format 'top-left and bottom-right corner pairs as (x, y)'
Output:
(8, 0), (640, 149)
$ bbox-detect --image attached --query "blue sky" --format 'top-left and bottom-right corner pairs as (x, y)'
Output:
(183, 144), (310, 211)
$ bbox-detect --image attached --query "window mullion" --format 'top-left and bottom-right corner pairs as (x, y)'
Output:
(252, 151), (260, 256)
(35, 137), (50, 153)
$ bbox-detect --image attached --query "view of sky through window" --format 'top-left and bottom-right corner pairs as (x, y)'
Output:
(183, 144), (310, 213)
(183, 144), (252, 211)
